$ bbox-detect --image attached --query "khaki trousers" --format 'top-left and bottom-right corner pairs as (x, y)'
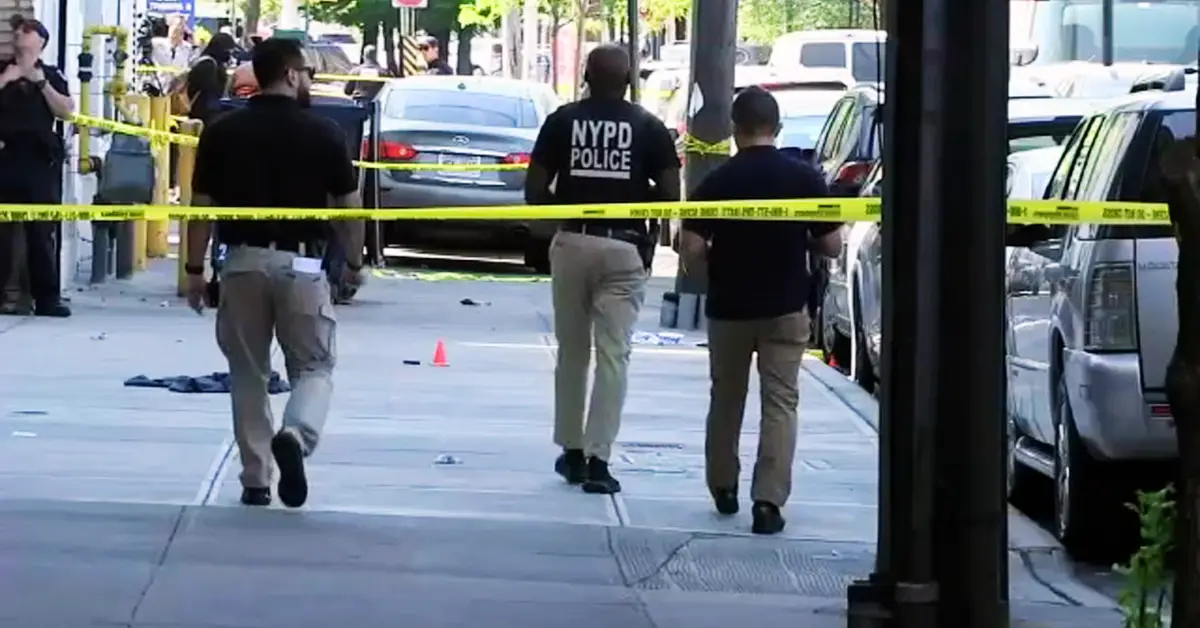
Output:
(216, 246), (338, 489)
(705, 310), (810, 507)
(550, 231), (647, 462)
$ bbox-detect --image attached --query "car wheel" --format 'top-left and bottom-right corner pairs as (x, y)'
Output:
(524, 239), (551, 274)
(851, 287), (877, 394)
(1053, 375), (1105, 558)
(1006, 415), (1040, 511)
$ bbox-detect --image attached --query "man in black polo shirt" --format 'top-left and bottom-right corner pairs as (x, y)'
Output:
(679, 86), (843, 535)
(525, 44), (680, 495)
(0, 15), (75, 317)
(185, 38), (365, 509)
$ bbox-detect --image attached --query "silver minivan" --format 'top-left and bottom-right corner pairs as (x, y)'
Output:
(1005, 85), (1191, 557)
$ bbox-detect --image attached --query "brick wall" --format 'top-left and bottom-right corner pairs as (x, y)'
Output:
(0, 0), (36, 60)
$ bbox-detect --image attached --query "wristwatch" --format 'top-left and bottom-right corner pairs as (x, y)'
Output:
(185, 264), (206, 276)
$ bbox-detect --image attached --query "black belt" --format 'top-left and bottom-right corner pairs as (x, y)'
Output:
(223, 239), (302, 253)
(560, 223), (646, 245)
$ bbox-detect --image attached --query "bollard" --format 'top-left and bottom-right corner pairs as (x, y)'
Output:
(146, 95), (171, 258)
(123, 94), (151, 270)
(176, 120), (202, 297)
(115, 220), (136, 279)
(90, 222), (115, 284)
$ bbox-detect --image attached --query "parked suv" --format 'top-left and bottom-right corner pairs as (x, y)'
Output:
(1005, 81), (1190, 556)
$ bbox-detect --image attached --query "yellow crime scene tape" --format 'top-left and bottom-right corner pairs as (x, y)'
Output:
(135, 65), (396, 84)
(0, 199), (1173, 225)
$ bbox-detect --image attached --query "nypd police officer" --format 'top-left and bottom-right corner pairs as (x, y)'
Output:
(525, 44), (681, 494)
(186, 38), (365, 509)
(0, 15), (74, 317)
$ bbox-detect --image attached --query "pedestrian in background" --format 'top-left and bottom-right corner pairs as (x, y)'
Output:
(0, 15), (74, 318)
(419, 36), (454, 75)
(185, 38), (365, 509)
(678, 86), (843, 535)
(344, 45), (391, 102)
(525, 44), (681, 494)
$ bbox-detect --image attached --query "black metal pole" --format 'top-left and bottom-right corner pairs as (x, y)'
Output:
(929, 0), (1010, 623)
(672, 0), (736, 303)
(627, 0), (639, 103)
(845, 0), (929, 622)
(1100, 0), (1114, 65)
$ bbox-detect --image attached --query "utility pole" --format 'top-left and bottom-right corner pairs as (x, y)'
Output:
(279, 0), (301, 31)
(844, 0), (1009, 623)
(627, 0), (640, 102)
(668, 0), (736, 323)
(522, 0), (539, 81)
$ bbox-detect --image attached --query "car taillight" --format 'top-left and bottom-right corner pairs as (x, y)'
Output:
(502, 152), (531, 165)
(377, 140), (417, 161)
(1084, 264), (1137, 351)
(834, 161), (872, 186)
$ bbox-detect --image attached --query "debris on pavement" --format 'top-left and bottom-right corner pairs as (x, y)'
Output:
(124, 372), (291, 394)
(402, 360), (421, 366)
(631, 331), (685, 346)
(460, 298), (491, 306)
(433, 454), (462, 465)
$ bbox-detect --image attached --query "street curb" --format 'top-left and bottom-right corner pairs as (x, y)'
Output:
(800, 356), (1120, 610)
(801, 356), (879, 432)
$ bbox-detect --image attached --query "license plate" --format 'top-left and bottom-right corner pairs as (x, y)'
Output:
(437, 154), (482, 178)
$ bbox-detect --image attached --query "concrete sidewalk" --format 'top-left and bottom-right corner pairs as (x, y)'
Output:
(0, 261), (1122, 627)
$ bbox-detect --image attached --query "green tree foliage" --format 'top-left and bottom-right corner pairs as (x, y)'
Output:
(738, 0), (883, 44)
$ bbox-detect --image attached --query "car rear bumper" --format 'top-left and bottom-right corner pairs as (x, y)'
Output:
(1064, 348), (1176, 461)
(378, 180), (558, 245)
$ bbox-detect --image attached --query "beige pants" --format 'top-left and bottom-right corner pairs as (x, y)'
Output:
(216, 245), (338, 489)
(705, 310), (810, 507)
(550, 230), (647, 462)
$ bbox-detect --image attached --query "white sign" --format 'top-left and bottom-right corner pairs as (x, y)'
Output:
(569, 119), (633, 180)
(392, 0), (429, 7)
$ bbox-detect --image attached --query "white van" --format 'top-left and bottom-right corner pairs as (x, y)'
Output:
(769, 29), (886, 84)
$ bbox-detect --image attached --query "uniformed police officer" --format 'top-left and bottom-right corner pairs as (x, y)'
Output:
(185, 38), (365, 509)
(0, 15), (74, 317)
(679, 87), (843, 534)
(525, 45), (681, 494)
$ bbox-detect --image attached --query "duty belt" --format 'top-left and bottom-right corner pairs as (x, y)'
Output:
(560, 223), (646, 245)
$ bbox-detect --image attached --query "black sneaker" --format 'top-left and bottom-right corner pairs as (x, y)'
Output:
(554, 448), (586, 484)
(713, 488), (739, 515)
(33, 301), (71, 318)
(240, 487), (272, 507)
(751, 501), (786, 535)
(271, 431), (308, 508)
(581, 457), (621, 494)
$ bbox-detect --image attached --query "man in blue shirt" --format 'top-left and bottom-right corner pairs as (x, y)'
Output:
(679, 86), (843, 535)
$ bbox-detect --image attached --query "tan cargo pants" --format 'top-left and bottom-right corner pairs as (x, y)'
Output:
(550, 230), (647, 462)
(216, 245), (338, 489)
(705, 310), (810, 507)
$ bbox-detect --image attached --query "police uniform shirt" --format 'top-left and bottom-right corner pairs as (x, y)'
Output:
(0, 60), (69, 162)
(426, 59), (454, 76)
(682, 146), (841, 320)
(192, 95), (358, 247)
(531, 98), (679, 232)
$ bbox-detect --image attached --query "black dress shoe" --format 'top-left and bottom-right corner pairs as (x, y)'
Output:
(581, 457), (621, 494)
(713, 488), (739, 515)
(751, 501), (786, 535)
(554, 448), (586, 484)
(33, 301), (71, 317)
(271, 431), (308, 508)
(240, 487), (272, 506)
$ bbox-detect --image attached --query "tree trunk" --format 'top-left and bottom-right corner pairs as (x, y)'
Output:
(550, 15), (561, 88)
(1158, 134), (1200, 628)
(456, 26), (474, 74)
(572, 0), (587, 100)
(244, 0), (262, 43)
(362, 21), (380, 64)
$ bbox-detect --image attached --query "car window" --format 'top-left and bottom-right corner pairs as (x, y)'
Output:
(384, 89), (540, 128)
(1080, 111), (1141, 201)
(1045, 113), (1097, 199)
(800, 42), (847, 68)
(829, 103), (863, 161)
(1009, 119), (1081, 153)
(851, 42), (884, 82)
(1131, 109), (1195, 239)
(815, 98), (853, 161)
(1061, 116), (1104, 199)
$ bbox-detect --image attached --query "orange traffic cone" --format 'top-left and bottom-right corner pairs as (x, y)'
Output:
(432, 340), (450, 367)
